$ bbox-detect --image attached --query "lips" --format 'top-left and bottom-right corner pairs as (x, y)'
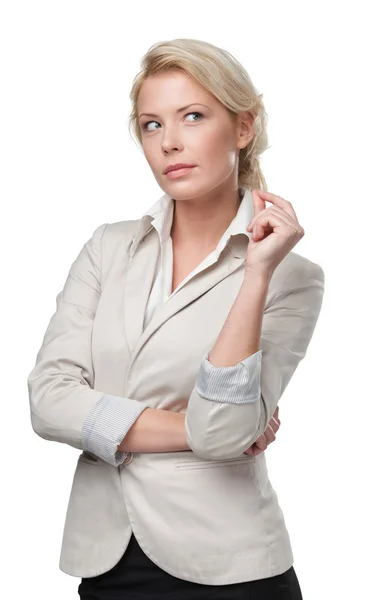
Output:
(164, 163), (196, 174)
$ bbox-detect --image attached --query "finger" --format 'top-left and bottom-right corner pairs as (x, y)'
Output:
(257, 190), (299, 222)
(270, 417), (280, 430)
(253, 206), (292, 239)
(247, 207), (295, 240)
(269, 411), (280, 427)
(255, 435), (268, 451)
(264, 423), (278, 438)
(264, 424), (277, 445)
(253, 211), (302, 242)
(252, 211), (289, 241)
(253, 189), (266, 215)
(268, 413), (279, 433)
(252, 447), (265, 456)
(250, 208), (289, 241)
(244, 445), (264, 456)
(249, 206), (295, 228)
(246, 190), (266, 232)
(244, 443), (262, 456)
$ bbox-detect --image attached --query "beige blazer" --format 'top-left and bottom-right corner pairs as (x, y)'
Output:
(27, 217), (325, 585)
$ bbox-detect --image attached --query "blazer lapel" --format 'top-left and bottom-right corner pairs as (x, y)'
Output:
(123, 227), (249, 362)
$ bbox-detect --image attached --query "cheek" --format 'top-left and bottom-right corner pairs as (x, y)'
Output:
(142, 142), (158, 170)
(210, 142), (237, 174)
(201, 129), (235, 166)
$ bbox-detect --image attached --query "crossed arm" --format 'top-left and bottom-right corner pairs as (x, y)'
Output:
(117, 405), (280, 455)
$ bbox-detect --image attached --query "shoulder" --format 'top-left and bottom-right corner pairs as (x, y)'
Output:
(268, 250), (325, 300)
(103, 219), (141, 244)
(280, 250), (324, 280)
(87, 219), (141, 256)
(84, 220), (141, 270)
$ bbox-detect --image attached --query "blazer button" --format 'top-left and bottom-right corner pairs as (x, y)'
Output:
(122, 452), (133, 466)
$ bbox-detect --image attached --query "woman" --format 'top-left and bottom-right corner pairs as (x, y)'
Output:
(27, 38), (324, 599)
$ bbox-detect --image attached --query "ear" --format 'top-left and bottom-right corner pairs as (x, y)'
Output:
(236, 111), (255, 149)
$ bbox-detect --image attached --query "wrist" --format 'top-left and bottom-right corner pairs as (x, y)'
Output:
(243, 268), (272, 292)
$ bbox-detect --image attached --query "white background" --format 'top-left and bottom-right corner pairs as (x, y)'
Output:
(1, 1), (383, 598)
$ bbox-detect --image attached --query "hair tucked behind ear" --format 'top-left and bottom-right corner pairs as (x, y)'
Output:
(126, 38), (271, 191)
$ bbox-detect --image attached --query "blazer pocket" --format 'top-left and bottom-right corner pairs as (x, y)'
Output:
(78, 451), (99, 465)
(174, 455), (255, 470)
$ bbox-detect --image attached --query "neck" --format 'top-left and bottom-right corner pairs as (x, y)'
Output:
(170, 184), (242, 252)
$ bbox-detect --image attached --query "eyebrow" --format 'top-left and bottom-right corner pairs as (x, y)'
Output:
(139, 103), (210, 119)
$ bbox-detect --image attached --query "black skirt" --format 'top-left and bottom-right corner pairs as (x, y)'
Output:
(78, 531), (303, 599)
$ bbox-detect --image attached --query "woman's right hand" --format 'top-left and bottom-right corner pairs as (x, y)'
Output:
(243, 406), (280, 456)
(245, 190), (305, 280)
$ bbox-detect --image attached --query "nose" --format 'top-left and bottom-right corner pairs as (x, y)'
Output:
(161, 129), (183, 155)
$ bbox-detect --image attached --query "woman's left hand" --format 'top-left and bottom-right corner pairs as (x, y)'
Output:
(243, 406), (280, 456)
(245, 190), (305, 279)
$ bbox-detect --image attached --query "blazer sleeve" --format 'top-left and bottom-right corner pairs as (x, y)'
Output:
(27, 223), (150, 467)
(185, 261), (325, 459)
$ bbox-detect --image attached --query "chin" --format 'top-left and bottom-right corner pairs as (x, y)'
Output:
(160, 179), (203, 199)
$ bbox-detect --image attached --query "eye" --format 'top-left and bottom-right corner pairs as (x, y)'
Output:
(141, 111), (203, 132)
(185, 111), (203, 123)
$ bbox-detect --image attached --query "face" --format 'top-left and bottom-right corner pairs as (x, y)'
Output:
(137, 70), (253, 200)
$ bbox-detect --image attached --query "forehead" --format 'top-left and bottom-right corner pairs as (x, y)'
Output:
(137, 70), (217, 112)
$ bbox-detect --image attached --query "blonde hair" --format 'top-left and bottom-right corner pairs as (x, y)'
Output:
(127, 38), (270, 191)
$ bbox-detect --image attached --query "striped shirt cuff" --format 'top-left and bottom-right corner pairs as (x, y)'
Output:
(81, 394), (150, 467)
(195, 349), (263, 404)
